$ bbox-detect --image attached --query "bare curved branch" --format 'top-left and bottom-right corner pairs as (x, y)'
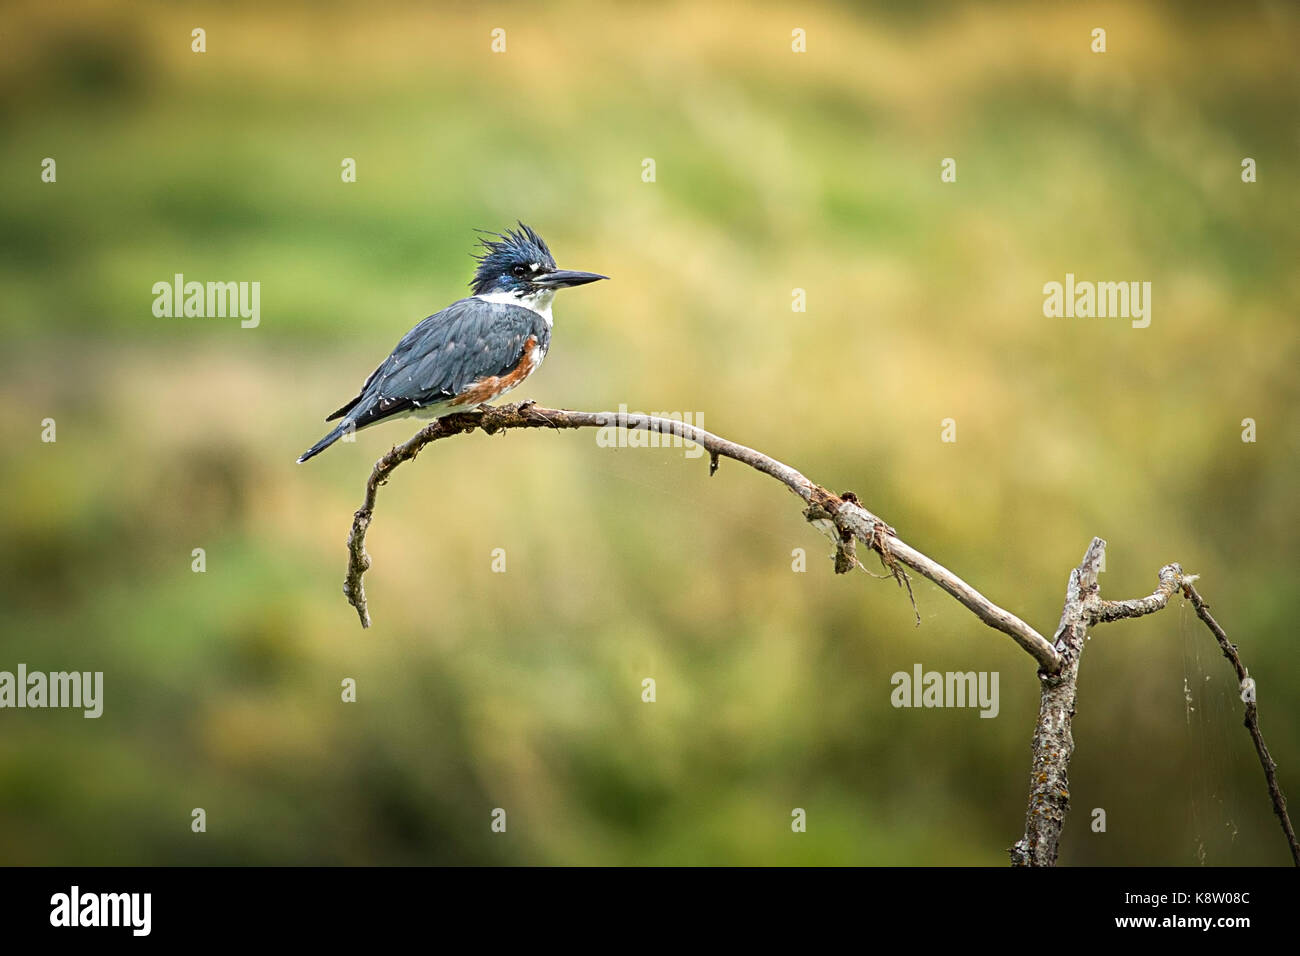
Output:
(341, 402), (1059, 670)
(1011, 539), (1297, 866)
(1183, 582), (1300, 866)
(338, 403), (1295, 866)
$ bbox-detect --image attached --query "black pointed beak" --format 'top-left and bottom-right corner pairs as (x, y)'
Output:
(536, 269), (608, 289)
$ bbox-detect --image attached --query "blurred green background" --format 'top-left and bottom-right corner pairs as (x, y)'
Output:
(1, 0), (1296, 865)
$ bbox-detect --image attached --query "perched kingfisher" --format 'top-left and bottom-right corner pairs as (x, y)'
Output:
(298, 223), (606, 463)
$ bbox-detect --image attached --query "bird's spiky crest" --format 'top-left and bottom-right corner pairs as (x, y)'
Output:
(470, 222), (556, 294)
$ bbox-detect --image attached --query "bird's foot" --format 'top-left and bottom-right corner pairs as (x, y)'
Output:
(520, 400), (560, 429)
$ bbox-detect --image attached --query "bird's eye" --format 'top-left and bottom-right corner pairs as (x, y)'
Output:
(511, 265), (527, 278)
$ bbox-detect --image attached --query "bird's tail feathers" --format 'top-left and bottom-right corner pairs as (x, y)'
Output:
(325, 395), (361, 422)
(297, 423), (348, 464)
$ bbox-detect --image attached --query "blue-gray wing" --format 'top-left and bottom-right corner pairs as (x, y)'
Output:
(330, 298), (549, 429)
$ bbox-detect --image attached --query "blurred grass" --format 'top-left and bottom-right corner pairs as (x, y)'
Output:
(0, 0), (1296, 864)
